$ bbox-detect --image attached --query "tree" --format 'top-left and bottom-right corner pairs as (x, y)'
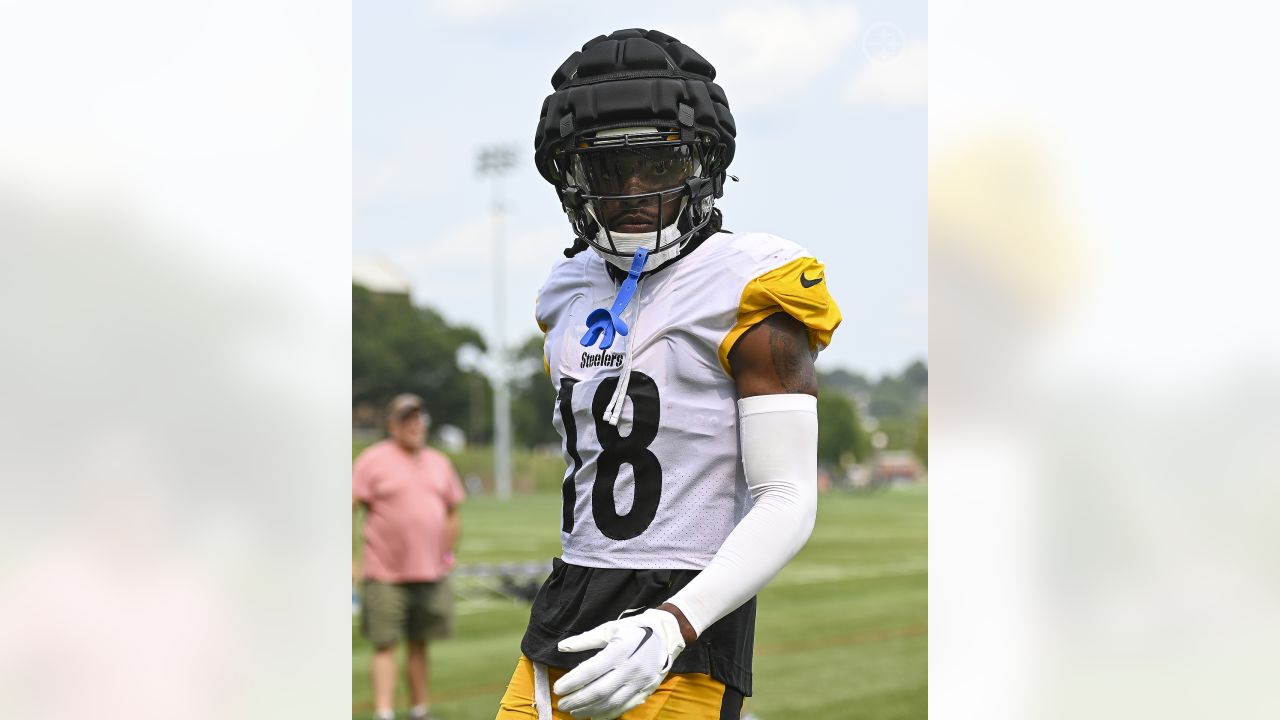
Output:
(876, 416), (915, 452)
(352, 285), (490, 437)
(865, 360), (928, 422)
(902, 359), (928, 389)
(817, 390), (869, 466)
(818, 360), (927, 462)
(913, 409), (928, 466)
(510, 334), (561, 449)
(821, 367), (871, 395)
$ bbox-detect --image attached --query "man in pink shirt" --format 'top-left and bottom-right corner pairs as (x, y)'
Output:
(354, 393), (465, 720)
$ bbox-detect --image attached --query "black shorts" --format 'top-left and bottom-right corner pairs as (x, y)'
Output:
(520, 558), (757, 697)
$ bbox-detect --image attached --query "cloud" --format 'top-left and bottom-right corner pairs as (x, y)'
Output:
(354, 121), (478, 207)
(379, 213), (568, 343)
(695, 2), (861, 109)
(845, 40), (928, 108)
(353, 148), (451, 206)
(426, 0), (538, 21)
(909, 294), (928, 318)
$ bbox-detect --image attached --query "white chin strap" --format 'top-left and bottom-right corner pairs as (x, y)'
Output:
(585, 201), (688, 273)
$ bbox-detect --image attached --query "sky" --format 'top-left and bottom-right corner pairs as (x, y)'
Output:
(354, 0), (926, 377)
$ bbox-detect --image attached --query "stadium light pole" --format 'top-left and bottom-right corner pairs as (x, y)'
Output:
(478, 145), (517, 500)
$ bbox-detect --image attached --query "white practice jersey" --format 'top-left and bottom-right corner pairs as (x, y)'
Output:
(535, 231), (840, 570)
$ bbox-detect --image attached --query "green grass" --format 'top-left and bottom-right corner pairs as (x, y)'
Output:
(352, 487), (927, 719)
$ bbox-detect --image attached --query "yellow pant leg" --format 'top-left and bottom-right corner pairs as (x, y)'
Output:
(624, 671), (738, 720)
(495, 656), (574, 720)
(495, 655), (741, 720)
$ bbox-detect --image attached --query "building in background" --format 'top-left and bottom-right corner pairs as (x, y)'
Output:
(353, 256), (411, 297)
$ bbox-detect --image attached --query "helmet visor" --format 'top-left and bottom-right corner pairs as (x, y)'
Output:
(571, 143), (699, 197)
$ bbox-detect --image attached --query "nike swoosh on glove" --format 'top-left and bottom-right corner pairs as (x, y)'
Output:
(553, 608), (686, 719)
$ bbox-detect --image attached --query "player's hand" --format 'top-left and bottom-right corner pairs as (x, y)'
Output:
(553, 608), (686, 719)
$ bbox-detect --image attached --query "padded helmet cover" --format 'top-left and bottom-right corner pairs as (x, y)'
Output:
(534, 28), (737, 186)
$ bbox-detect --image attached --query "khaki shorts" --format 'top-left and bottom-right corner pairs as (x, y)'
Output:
(360, 579), (453, 647)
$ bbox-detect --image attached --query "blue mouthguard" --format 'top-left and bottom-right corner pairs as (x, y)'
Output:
(580, 247), (649, 350)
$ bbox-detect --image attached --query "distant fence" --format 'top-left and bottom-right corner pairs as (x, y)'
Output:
(354, 560), (552, 615)
(450, 560), (552, 603)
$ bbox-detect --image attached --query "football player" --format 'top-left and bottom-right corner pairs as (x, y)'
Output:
(495, 28), (841, 720)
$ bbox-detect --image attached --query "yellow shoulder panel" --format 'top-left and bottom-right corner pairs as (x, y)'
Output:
(537, 321), (551, 376)
(717, 256), (842, 376)
(538, 331), (551, 377)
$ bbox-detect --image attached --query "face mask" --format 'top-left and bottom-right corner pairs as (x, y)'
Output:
(582, 200), (688, 272)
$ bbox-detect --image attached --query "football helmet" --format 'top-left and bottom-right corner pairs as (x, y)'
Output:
(534, 29), (737, 272)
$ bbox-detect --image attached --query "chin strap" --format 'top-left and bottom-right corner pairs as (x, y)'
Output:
(603, 275), (644, 425)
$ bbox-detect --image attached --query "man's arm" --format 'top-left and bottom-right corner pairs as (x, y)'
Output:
(352, 496), (361, 582)
(445, 505), (461, 556)
(661, 311), (818, 641)
(726, 311), (819, 397)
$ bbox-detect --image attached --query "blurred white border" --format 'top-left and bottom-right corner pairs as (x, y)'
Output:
(931, 0), (1280, 718)
(6, 0), (1280, 717)
(0, 2), (351, 718)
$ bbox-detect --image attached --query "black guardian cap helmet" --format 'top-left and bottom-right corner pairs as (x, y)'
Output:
(534, 29), (737, 269)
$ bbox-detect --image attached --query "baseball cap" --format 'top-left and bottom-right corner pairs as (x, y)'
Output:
(386, 393), (426, 422)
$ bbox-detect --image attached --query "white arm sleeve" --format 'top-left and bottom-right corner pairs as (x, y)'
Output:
(664, 393), (818, 636)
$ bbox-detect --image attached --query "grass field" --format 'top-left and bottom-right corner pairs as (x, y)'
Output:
(352, 486), (927, 719)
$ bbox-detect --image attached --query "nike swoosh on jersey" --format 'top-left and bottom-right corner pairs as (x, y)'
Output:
(800, 271), (824, 288)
